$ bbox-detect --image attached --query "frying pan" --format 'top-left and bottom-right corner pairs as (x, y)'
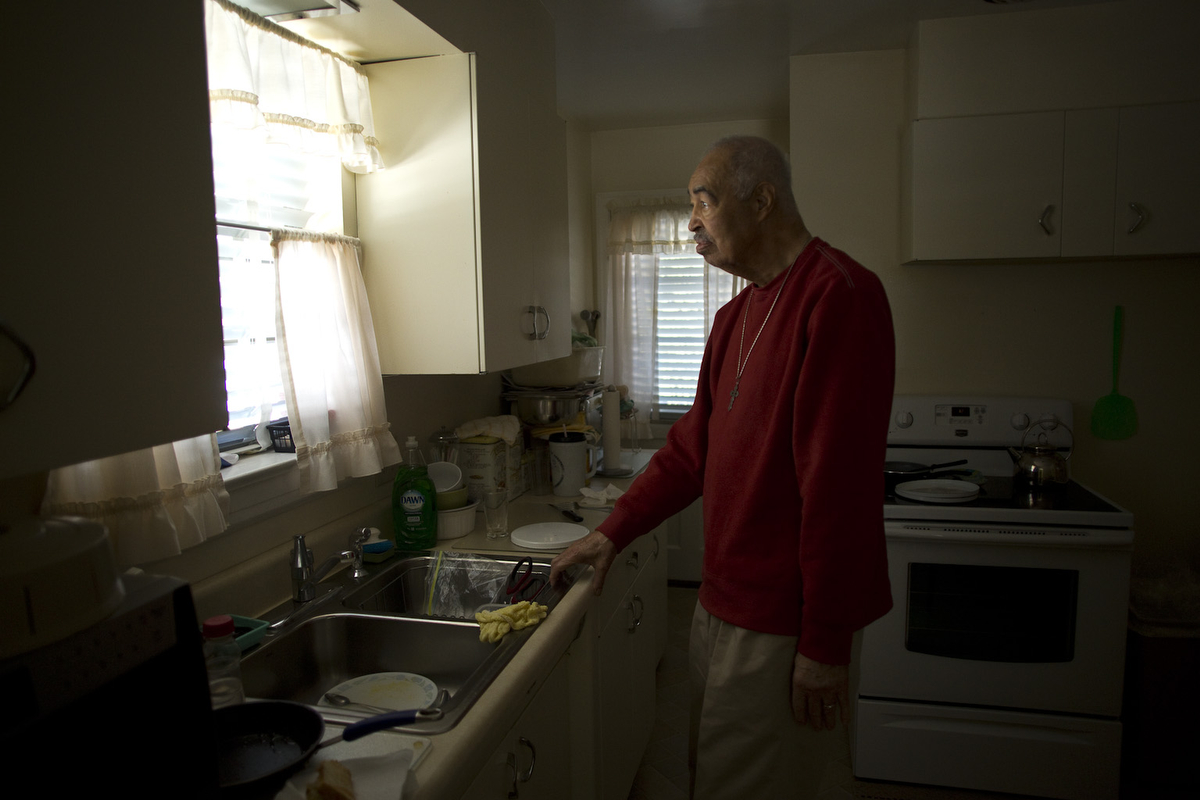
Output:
(883, 459), (969, 492)
(214, 700), (428, 794)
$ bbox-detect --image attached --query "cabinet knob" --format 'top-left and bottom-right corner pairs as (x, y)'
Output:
(626, 551), (640, 569)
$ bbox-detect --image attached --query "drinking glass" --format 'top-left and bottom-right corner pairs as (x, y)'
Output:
(484, 489), (508, 539)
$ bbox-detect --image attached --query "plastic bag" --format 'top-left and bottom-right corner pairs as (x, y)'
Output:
(422, 553), (510, 619)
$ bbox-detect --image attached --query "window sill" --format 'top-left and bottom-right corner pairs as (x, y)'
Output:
(220, 450), (303, 526)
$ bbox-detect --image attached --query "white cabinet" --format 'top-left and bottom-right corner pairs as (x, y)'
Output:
(906, 101), (1200, 262)
(461, 653), (572, 800)
(356, 11), (569, 375)
(568, 529), (669, 800)
(3, 3), (227, 481)
(1111, 101), (1200, 256)
(909, 112), (1066, 262)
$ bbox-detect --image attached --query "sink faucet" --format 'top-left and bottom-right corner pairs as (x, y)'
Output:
(289, 528), (373, 603)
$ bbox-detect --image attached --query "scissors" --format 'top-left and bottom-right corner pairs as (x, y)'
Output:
(506, 556), (545, 603)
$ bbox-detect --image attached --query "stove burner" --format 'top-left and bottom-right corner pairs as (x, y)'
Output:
(886, 475), (1122, 515)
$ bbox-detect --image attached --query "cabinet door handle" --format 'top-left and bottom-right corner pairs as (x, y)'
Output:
(1127, 202), (1146, 234)
(1038, 205), (1055, 236)
(525, 306), (550, 341)
(525, 306), (539, 341)
(652, 533), (661, 560)
(504, 737), (537, 797)
(517, 737), (536, 783)
(628, 595), (644, 632)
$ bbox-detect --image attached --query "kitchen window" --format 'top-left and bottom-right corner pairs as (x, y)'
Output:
(597, 192), (744, 432)
(212, 135), (345, 450)
(654, 253), (740, 419)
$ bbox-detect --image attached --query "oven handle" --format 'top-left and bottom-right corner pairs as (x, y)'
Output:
(885, 523), (1133, 547)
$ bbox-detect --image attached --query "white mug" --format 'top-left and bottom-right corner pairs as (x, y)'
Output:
(549, 432), (597, 497)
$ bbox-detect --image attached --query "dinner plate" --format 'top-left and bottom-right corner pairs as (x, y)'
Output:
(510, 522), (589, 550)
(894, 479), (981, 504)
(319, 671), (438, 712)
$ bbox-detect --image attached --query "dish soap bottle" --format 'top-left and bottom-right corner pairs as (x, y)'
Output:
(202, 615), (245, 709)
(392, 435), (438, 550)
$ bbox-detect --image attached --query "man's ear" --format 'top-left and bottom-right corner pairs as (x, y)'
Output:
(753, 181), (776, 219)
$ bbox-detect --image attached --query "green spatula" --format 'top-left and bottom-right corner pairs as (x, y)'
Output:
(1091, 305), (1137, 440)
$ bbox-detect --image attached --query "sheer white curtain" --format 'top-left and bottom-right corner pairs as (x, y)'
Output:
(601, 196), (745, 432)
(273, 230), (400, 493)
(204, 0), (382, 174)
(42, 435), (229, 566)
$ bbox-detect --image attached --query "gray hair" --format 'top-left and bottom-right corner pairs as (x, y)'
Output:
(707, 135), (798, 213)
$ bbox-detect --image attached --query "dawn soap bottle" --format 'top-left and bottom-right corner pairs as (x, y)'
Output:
(392, 435), (438, 550)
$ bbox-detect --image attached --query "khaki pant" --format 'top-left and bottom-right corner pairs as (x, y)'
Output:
(688, 602), (850, 800)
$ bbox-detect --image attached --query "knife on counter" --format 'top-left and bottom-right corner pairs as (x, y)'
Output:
(547, 503), (584, 523)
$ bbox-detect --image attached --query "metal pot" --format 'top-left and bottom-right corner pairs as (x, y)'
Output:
(1008, 418), (1073, 487)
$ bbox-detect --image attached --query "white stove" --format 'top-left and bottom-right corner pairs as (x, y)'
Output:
(854, 396), (1134, 800)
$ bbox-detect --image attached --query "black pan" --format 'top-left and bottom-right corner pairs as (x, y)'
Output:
(883, 459), (969, 492)
(214, 700), (425, 794)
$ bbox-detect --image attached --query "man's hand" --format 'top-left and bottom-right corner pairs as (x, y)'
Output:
(791, 652), (849, 731)
(549, 529), (617, 596)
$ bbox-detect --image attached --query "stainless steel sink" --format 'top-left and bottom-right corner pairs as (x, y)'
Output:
(343, 552), (554, 617)
(242, 552), (570, 733)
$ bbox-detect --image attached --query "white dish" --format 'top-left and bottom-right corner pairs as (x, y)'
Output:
(319, 671), (438, 712)
(510, 522), (589, 550)
(437, 500), (480, 540)
(895, 479), (981, 504)
(427, 460), (464, 492)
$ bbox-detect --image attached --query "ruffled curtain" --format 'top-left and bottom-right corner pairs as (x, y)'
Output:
(602, 196), (744, 430)
(204, 0), (382, 173)
(42, 435), (230, 566)
(273, 231), (401, 493)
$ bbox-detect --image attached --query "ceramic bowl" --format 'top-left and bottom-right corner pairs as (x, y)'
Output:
(437, 500), (479, 540)
(428, 461), (463, 492)
(437, 486), (469, 510)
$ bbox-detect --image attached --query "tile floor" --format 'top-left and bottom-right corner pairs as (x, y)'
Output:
(625, 585), (1194, 800)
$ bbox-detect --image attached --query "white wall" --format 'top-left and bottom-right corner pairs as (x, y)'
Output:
(789, 0), (1200, 566)
(590, 119), (789, 195)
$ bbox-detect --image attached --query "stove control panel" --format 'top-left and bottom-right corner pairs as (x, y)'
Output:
(889, 396), (1073, 447)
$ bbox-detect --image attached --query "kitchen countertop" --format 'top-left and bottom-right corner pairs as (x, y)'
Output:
(317, 450), (656, 799)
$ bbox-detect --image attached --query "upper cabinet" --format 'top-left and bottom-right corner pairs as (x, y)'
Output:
(355, 3), (569, 375)
(1111, 102), (1200, 256)
(905, 100), (1200, 262)
(2, 3), (227, 481)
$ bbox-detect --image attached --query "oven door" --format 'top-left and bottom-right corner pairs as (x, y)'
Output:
(858, 522), (1131, 717)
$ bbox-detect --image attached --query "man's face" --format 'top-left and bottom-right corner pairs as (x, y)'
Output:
(687, 149), (757, 275)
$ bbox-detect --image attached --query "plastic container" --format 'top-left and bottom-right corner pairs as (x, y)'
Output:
(392, 435), (438, 550)
(202, 614), (245, 709)
(265, 418), (295, 453)
(229, 614), (269, 653)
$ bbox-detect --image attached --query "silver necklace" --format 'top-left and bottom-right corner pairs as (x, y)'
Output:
(729, 261), (796, 410)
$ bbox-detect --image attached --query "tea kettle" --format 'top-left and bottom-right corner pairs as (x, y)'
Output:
(1009, 418), (1073, 487)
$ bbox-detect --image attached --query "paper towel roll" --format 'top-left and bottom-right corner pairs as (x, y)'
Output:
(603, 389), (623, 470)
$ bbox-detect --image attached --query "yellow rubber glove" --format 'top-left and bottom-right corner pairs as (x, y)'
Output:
(475, 601), (549, 643)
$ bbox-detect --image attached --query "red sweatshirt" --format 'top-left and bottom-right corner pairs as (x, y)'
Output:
(597, 238), (895, 665)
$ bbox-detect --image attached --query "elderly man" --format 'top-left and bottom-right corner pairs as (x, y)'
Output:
(550, 135), (894, 798)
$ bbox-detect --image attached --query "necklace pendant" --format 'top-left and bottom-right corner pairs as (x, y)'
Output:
(728, 385), (739, 411)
